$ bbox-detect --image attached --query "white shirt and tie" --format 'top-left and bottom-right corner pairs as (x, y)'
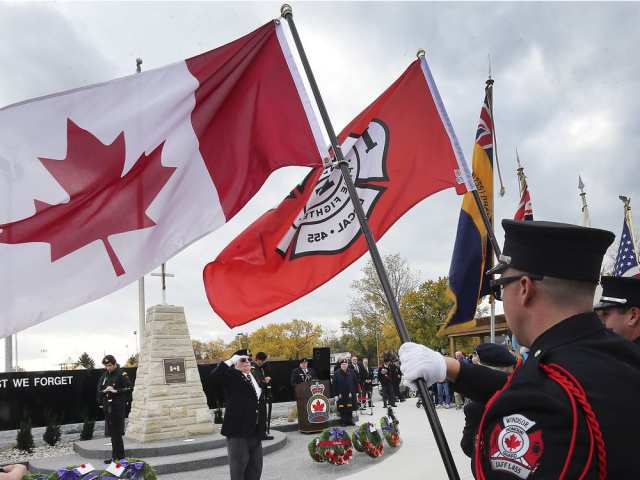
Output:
(244, 373), (262, 399)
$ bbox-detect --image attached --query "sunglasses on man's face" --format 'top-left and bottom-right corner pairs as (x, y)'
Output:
(489, 274), (543, 301)
(103, 363), (114, 367)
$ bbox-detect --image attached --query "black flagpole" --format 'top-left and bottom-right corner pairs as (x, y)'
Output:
(280, 5), (460, 479)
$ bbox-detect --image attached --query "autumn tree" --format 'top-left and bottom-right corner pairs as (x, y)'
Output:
(77, 352), (95, 369)
(124, 354), (138, 367)
(247, 320), (323, 360)
(401, 277), (453, 351)
(192, 339), (231, 362)
(348, 253), (419, 363)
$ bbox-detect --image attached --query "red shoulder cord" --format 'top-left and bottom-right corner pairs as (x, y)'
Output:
(473, 359), (607, 480)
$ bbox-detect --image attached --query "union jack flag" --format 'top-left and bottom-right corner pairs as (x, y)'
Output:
(514, 188), (533, 221)
(614, 216), (640, 278)
(476, 98), (494, 155)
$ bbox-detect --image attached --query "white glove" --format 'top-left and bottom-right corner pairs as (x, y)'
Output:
(103, 386), (117, 393)
(399, 342), (446, 387)
(225, 355), (242, 367)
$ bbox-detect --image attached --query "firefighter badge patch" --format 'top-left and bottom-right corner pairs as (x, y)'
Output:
(488, 414), (544, 479)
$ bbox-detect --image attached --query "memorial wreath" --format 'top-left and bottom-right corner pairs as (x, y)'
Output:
(352, 422), (384, 458)
(307, 437), (324, 463)
(307, 427), (353, 465)
(380, 414), (401, 447)
(22, 458), (157, 480)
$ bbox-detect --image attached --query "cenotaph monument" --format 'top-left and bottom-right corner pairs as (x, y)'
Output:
(126, 263), (215, 442)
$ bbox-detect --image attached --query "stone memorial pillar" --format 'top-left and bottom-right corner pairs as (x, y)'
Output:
(126, 304), (215, 442)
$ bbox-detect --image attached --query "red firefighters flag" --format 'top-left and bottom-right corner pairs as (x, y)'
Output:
(203, 56), (473, 327)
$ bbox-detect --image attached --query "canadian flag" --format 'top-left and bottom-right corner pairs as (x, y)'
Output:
(204, 56), (472, 327)
(0, 20), (324, 337)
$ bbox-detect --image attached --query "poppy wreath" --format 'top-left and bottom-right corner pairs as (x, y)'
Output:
(352, 422), (384, 458)
(380, 415), (401, 447)
(307, 437), (324, 463)
(351, 428), (365, 452)
(22, 458), (157, 480)
(315, 427), (353, 465)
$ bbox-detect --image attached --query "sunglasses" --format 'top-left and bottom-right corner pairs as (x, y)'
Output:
(490, 274), (543, 301)
(237, 357), (250, 363)
(103, 363), (114, 367)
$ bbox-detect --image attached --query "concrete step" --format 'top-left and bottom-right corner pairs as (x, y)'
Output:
(74, 433), (226, 459)
(29, 431), (287, 475)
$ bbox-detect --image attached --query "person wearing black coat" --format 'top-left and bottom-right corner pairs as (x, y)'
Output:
(289, 358), (316, 387)
(378, 353), (396, 407)
(210, 351), (267, 480)
(252, 352), (274, 441)
(361, 358), (374, 407)
(96, 355), (131, 463)
(333, 358), (359, 426)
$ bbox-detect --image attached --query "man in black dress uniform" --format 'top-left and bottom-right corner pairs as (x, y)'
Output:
(289, 358), (316, 387)
(460, 344), (516, 465)
(210, 350), (266, 480)
(97, 355), (131, 463)
(400, 220), (640, 478)
(252, 352), (274, 440)
(595, 275), (640, 346)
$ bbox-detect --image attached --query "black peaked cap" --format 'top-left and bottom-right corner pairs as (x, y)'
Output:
(490, 220), (614, 282)
(595, 276), (640, 310)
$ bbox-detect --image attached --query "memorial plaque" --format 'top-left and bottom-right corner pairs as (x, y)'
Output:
(163, 358), (186, 384)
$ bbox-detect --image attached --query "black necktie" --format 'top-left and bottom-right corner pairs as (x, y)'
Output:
(244, 374), (257, 397)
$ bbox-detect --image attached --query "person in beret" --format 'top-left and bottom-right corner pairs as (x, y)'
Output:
(461, 344), (516, 466)
(595, 275), (640, 346)
(400, 220), (640, 478)
(289, 357), (316, 387)
(209, 349), (267, 480)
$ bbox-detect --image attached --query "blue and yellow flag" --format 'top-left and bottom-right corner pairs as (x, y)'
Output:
(442, 82), (494, 333)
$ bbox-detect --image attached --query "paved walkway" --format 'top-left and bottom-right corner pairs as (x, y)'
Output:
(160, 397), (473, 479)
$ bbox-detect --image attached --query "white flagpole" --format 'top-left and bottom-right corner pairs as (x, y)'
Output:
(135, 58), (146, 353)
(4, 336), (13, 372)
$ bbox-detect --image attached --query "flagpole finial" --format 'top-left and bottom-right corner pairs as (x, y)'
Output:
(280, 4), (292, 17)
(516, 147), (522, 169)
(620, 195), (631, 211)
(136, 58), (143, 73)
(578, 175), (585, 193)
(487, 53), (492, 80)
(416, 49), (426, 59)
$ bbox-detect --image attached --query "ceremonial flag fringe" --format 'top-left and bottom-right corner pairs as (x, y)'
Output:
(204, 57), (472, 327)
(614, 211), (640, 278)
(0, 21), (325, 337)
(442, 82), (495, 333)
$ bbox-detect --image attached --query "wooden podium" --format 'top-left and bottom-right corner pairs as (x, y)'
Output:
(295, 380), (331, 433)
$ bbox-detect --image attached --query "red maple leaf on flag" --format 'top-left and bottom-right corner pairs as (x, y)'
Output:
(505, 434), (522, 451)
(0, 119), (176, 276)
(312, 399), (325, 412)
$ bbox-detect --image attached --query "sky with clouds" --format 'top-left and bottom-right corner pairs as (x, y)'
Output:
(1, 2), (638, 371)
